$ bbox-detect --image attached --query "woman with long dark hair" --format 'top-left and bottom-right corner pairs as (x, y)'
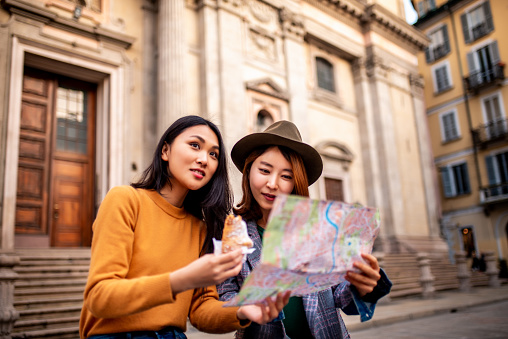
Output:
(80, 116), (289, 339)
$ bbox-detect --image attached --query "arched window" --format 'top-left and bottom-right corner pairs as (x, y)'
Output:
(316, 57), (335, 92)
(256, 110), (274, 132)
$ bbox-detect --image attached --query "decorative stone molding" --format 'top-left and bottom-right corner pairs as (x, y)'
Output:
(280, 7), (305, 40)
(365, 54), (389, 79)
(248, 0), (275, 24)
(245, 78), (289, 101)
(247, 28), (277, 61)
(315, 141), (354, 171)
(417, 252), (435, 299)
(455, 251), (471, 292)
(0, 254), (20, 338)
(409, 73), (425, 97)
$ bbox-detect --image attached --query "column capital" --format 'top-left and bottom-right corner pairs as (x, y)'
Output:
(280, 7), (305, 41)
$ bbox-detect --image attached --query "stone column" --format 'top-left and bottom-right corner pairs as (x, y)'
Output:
(417, 253), (435, 299)
(455, 251), (471, 292)
(409, 73), (441, 238)
(0, 254), (19, 339)
(483, 251), (500, 287)
(157, 0), (187, 137)
(358, 54), (405, 252)
(281, 8), (308, 141)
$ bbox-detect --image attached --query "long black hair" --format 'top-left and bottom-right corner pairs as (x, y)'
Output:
(132, 115), (232, 254)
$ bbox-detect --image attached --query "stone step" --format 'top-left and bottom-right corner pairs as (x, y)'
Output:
(15, 285), (84, 297)
(14, 295), (84, 309)
(13, 316), (80, 333)
(17, 305), (82, 321)
(12, 326), (79, 339)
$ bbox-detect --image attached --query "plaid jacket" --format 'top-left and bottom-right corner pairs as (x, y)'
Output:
(217, 219), (392, 339)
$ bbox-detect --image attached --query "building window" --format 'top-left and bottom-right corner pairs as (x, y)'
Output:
(325, 177), (344, 202)
(432, 62), (452, 93)
(316, 57), (335, 93)
(425, 25), (450, 63)
(486, 151), (508, 196)
(441, 162), (471, 197)
(461, 1), (494, 44)
(417, 0), (436, 17)
(466, 41), (501, 89)
(440, 110), (460, 142)
(256, 110), (274, 132)
(482, 93), (506, 138)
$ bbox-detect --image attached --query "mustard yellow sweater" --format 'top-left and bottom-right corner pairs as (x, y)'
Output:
(79, 186), (245, 338)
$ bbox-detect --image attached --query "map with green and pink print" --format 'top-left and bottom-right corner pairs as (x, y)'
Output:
(225, 194), (380, 306)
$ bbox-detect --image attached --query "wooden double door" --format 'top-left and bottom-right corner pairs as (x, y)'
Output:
(15, 68), (96, 247)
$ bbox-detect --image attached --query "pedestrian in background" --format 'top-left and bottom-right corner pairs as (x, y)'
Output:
(218, 120), (392, 338)
(80, 115), (289, 339)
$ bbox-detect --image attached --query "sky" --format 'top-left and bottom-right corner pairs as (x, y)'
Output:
(403, 0), (418, 24)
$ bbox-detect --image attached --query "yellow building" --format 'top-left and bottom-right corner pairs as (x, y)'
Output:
(413, 0), (508, 274)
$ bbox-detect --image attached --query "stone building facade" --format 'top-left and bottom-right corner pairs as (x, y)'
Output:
(0, 0), (442, 254)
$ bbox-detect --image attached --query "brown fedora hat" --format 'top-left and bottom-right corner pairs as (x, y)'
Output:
(231, 120), (323, 185)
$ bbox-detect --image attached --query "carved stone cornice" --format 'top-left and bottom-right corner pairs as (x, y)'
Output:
(1, 0), (135, 49)
(280, 7), (305, 41)
(409, 73), (425, 97)
(306, 1), (429, 51)
(363, 4), (429, 50)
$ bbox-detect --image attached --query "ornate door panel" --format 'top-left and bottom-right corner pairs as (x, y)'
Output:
(15, 72), (54, 237)
(15, 69), (95, 247)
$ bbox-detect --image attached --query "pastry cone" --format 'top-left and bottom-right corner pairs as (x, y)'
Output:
(222, 215), (253, 253)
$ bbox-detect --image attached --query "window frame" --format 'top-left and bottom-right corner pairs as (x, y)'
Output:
(461, 0), (494, 44)
(441, 161), (471, 198)
(431, 60), (453, 94)
(439, 109), (461, 143)
(425, 24), (450, 64)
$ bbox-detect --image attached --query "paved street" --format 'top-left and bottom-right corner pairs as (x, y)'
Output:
(185, 285), (508, 339)
(351, 300), (508, 339)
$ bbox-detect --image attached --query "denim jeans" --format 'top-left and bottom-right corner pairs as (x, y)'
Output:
(88, 326), (187, 339)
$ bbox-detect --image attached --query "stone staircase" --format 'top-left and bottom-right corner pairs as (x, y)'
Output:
(381, 253), (423, 298)
(12, 249), (90, 339)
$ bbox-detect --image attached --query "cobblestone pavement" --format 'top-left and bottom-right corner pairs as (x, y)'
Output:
(351, 299), (508, 339)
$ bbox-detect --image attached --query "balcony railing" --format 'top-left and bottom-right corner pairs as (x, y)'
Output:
(480, 182), (508, 204)
(432, 44), (448, 61)
(472, 22), (489, 41)
(472, 118), (508, 149)
(465, 63), (505, 93)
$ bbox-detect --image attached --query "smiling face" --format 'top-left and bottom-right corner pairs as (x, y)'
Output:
(161, 124), (220, 206)
(249, 146), (295, 225)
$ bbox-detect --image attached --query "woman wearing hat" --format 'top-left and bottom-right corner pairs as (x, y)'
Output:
(218, 120), (392, 338)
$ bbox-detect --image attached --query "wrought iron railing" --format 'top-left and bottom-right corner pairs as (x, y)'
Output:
(472, 117), (508, 148)
(465, 63), (505, 93)
(432, 44), (448, 61)
(480, 182), (508, 204)
(472, 22), (489, 41)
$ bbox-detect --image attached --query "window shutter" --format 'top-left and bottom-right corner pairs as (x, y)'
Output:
(425, 47), (432, 63)
(442, 113), (457, 140)
(466, 52), (477, 73)
(461, 13), (471, 43)
(441, 167), (455, 197)
(486, 155), (499, 185)
(483, 1), (494, 33)
(429, 0), (436, 10)
(462, 164), (471, 193)
(442, 25), (450, 54)
(488, 41), (500, 64)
